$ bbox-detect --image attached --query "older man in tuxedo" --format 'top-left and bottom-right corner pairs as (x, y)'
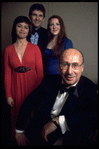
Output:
(15, 48), (97, 146)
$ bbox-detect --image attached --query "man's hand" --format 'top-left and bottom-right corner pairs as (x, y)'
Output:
(41, 118), (59, 142)
(15, 132), (30, 146)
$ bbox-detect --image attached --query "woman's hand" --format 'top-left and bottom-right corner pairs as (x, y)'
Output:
(7, 97), (14, 107)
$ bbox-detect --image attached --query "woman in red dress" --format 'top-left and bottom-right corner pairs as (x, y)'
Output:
(4, 16), (44, 139)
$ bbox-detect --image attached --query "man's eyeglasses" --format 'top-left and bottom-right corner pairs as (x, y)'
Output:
(60, 62), (83, 70)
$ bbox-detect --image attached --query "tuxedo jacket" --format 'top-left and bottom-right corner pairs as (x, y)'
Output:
(16, 75), (97, 134)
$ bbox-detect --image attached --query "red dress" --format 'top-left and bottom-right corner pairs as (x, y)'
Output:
(4, 42), (43, 138)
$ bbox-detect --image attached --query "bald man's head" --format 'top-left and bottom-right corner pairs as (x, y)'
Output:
(59, 48), (84, 64)
(58, 48), (84, 87)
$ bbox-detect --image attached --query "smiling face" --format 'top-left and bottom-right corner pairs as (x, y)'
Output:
(30, 10), (45, 29)
(49, 18), (61, 37)
(16, 22), (29, 39)
(58, 49), (84, 87)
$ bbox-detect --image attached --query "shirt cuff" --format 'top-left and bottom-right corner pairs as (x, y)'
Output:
(15, 129), (24, 133)
(59, 115), (69, 134)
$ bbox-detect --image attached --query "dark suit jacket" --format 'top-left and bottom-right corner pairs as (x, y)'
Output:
(16, 75), (97, 135)
(31, 26), (48, 54)
(38, 27), (48, 53)
(31, 26), (48, 74)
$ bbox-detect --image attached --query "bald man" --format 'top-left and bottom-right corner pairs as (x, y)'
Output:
(15, 49), (97, 146)
(59, 48), (84, 87)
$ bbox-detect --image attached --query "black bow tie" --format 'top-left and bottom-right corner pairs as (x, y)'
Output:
(32, 28), (39, 35)
(60, 84), (76, 94)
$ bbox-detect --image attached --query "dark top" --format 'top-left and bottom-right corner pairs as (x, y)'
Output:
(44, 38), (73, 75)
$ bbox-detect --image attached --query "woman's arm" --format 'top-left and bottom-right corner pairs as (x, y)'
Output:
(4, 48), (14, 106)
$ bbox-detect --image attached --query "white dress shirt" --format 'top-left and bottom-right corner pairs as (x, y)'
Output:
(30, 32), (39, 45)
(50, 90), (69, 134)
(50, 81), (77, 134)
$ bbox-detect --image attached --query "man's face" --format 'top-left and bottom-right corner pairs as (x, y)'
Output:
(58, 49), (84, 87)
(30, 10), (45, 29)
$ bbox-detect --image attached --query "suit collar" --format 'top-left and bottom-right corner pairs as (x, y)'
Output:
(44, 74), (80, 97)
(60, 78), (79, 97)
(32, 26), (41, 35)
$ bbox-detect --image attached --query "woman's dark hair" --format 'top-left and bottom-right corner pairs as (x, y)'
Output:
(11, 16), (32, 43)
(47, 15), (67, 57)
(29, 3), (45, 18)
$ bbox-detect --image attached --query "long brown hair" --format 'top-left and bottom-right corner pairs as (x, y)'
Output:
(47, 15), (67, 57)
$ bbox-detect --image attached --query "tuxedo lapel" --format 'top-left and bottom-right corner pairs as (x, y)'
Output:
(46, 75), (80, 113)
(48, 75), (62, 108)
(40, 75), (62, 114)
(60, 77), (84, 115)
(40, 75), (84, 119)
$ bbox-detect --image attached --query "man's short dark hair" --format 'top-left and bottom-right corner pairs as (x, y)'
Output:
(29, 3), (45, 18)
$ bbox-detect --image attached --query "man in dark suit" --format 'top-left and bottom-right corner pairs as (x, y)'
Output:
(29, 3), (48, 54)
(15, 48), (97, 146)
(29, 4), (48, 74)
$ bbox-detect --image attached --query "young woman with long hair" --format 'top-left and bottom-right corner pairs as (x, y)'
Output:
(44, 15), (73, 75)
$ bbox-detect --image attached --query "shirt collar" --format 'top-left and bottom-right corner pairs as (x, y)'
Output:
(61, 79), (78, 97)
(32, 27), (41, 34)
(62, 79), (78, 88)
